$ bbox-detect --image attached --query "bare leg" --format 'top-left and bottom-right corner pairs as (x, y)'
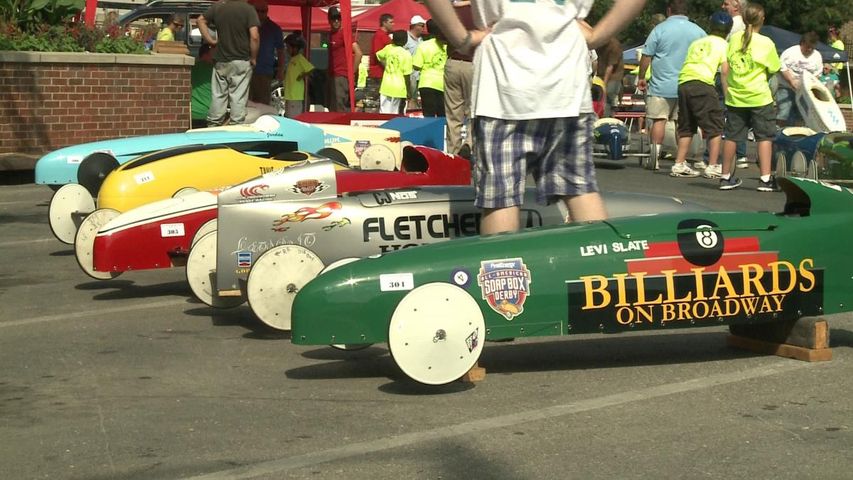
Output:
(674, 136), (693, 165)
(480, 206), (521, 235)
(706, 135), (721, 166)
(565, 193), (607, 223)
(650, 118), (666, 145)
(757, 140), (773, 176)
(721, 139), (736, 176)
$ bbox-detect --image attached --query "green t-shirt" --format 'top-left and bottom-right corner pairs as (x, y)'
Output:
(191, 61), (213, 120)
(412, 38), (447, 91)
(376, 44), (413, 99)
(284, 53), (315, 101)
(679, 35), (728, 86)
(725, 30), (780, 108)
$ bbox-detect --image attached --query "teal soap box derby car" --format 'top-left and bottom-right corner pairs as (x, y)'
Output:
(35, 116), (327, 194)
(290, 177), (851, 385)
(34, 114), (442, 194)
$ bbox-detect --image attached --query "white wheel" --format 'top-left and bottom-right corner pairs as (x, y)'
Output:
(322, 257), (373, 350)
(186, 231), (245, 308)
(790, 151), (808, 177)
(360, 144), (397, 171)
(775, 151), (787, 178)
(74, 208), (120, 280)
(49, 183), (95, 244)
(806, 156), (819, 180)
(173, 187), (198, 198)
(388, 283), (485, 385)
(246, 245), (325, 331)
(320, 256), (360, 274)
(191, 218), (217, 249)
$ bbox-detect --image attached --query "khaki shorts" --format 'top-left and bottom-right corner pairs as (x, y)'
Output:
(645, 96), (679, 121)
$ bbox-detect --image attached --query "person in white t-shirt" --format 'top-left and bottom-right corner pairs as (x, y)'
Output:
(776, 31), (823, 127)
(721, 0), (745, 39)
(424, 0), (645, 235)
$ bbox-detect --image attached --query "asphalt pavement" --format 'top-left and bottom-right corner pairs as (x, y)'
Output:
(1, 157), (852, 480)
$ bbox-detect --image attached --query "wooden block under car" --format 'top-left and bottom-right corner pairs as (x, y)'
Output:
(727, 317), (832, 362)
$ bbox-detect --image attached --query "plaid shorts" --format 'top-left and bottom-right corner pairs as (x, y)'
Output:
(472, 114), (598, 209)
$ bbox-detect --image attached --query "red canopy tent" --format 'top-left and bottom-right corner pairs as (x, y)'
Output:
(350, 0), (429, 31)
(84, 0), (357, 110)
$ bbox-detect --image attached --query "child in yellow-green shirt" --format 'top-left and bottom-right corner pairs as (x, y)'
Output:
(283, 33), (315, 118)
(376, 30), (413, 115)
(413, 19), (448, 117)
(719, 3), (780, 192)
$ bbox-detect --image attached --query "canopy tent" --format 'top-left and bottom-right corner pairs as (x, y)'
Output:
(268, 4), (376, 33)
(350, 0), (430, 32)
(622, 44), (643, 66)
(762, 25), (848, 63)
(84, 0), (358, 111)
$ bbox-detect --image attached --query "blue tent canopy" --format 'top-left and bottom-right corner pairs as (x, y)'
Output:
(622, 44), (643, 66)
(761, 25), (848, 63)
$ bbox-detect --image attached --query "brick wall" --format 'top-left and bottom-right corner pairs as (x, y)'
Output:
(0, 52), (193, 157)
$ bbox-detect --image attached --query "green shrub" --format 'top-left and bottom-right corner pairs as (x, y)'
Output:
(0, 22), (148, 53)
(0, 0), (147, 53)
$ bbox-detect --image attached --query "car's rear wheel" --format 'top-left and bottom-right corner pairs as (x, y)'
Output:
(186, 231), (245, 309)
(74, 208), (121, 280)
(316, 147), (348, 166)
(246, 244), (325, 331)
(49, 183), (95, 245)
(77, 152), (119, 197)
(790, 150), (808, 177)
(775, 151), (787, 178)
(191, 219), (217, 249)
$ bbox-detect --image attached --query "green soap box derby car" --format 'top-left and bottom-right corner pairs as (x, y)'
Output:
(291, 177), (851, 385)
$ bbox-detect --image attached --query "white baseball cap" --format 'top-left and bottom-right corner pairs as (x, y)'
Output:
(410, 15), (427, 26)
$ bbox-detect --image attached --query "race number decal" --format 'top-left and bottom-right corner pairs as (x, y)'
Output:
(160, 223), (185, 237)
(380, 273), (414, 292)
(134, 171), (155, 184)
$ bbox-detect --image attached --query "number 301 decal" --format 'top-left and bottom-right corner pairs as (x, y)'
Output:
(379, 273), (414, 292)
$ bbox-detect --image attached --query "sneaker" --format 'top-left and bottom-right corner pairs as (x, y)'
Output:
(670, 162), (700, 177)
(756, 176), (780, 192)
(719, 176), (742, 190)
(693, 161), (707, 170)
(703, 164), (722, 178)
(736, 157), (749, 169)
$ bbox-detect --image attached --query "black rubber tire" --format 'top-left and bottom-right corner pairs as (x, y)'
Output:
(77, 152), (119, 197)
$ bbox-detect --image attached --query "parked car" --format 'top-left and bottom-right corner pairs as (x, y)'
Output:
(290, 176), (848, 385)
(116, 0), (216, 57)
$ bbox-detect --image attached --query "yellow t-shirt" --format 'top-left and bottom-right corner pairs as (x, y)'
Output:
(376, 44), (413, 99)
(830, 39), (845, 72)
(156, 28), (174, 42)
(412, 39), (447, 92)
(285, 53), (315, 101)
(725, 31), (780, 108)
(679, 35), (728, 86)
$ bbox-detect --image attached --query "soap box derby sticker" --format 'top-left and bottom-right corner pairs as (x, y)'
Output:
(478, 257), (532, 321)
